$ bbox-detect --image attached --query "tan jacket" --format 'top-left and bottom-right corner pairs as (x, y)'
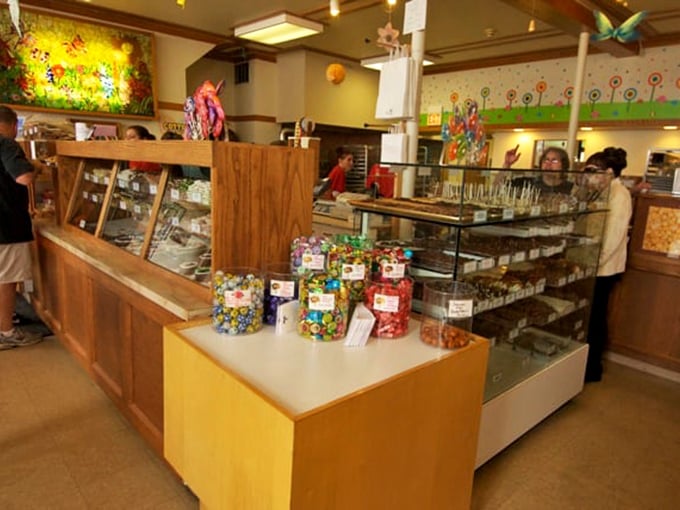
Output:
(598, 178), (632, 276)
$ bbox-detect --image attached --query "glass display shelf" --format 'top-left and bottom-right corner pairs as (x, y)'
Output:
(67, 159), (116, 234)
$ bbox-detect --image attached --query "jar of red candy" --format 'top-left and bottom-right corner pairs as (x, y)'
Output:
(298, 272), (350, 341)
(264, 262), (299, 325)
(364, 277), (413, 338)
(372, 245), (413, 282)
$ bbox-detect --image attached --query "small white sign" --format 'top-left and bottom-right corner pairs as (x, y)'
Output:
(302, 254), (325, 271)
(224, 289), (252, 307)
(270, 280), (295, 298)
(380, 262), (406, 279)
(403, 0), (427, 35)
(341, 263), (366, 281)
(275, 300), (299, 335)
(308, 293), (335, 311)
(374, 294), (399, 312)
(344, 304), (376, 347)
(448, 299), (473, 318)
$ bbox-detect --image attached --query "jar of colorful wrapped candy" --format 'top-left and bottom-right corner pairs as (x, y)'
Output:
(212, 267), (265, 335)
(372, 245), (412, 282)
(298, 272), (350, 341)
(264, 262), (298, 325)
(331, 235), (374, 303)
(364, 277), (413, 338)
(290, 235), (333, 275)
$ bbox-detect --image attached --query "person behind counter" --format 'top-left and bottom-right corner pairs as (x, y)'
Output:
(504, 146), (573, 194)
(125, 125), (162, 172)
(322, 147), (354, 200)
(584, 147), (632, 383)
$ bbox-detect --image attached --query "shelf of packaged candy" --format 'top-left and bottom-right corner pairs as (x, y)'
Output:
(67, 159), (117, 234)
(147, 176), (212, 286)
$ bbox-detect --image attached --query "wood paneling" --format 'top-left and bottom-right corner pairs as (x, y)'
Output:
(61, 254), (93, 365)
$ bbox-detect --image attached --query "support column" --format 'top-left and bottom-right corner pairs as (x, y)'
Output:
(567, 30), (590, 166)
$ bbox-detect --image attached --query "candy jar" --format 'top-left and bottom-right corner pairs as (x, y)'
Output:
(333, 235), (374, 304)
(372, 245), (412, 282)
(290, 235), (333, 275)
(264, 262), (298, 325)
(212, 267), (265, 335)
(298, 272), (350, 341)
(419, 280), (475, 349)
(364, 277), (413, 338)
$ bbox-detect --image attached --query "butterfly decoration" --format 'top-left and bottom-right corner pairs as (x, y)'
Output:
(591, 10), (647, 43)
(63, 34), (87, 57)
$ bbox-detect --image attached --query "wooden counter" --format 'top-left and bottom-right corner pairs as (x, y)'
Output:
(164, 320), (489, 510)
(609, 193), (680, 372)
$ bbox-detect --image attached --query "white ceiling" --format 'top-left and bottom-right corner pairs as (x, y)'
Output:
(20, 0), (680, 69)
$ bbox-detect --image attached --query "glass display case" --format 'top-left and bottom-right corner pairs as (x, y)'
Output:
(65, 161), (213, 286)
(350, 163), (610, 404)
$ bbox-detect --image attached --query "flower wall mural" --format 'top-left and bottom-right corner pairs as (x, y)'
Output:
(421, 46), (680, 128)
(0, 8), (157, 118)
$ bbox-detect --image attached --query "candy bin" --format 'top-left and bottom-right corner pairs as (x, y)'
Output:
(290, 235), (333, 275)
(364, 277), (413, 338)
(420, 280), (476, 349)
(332, 235), (374, 304)
(264, 262), (298, 325)
(298, 272), (350, 341)
(212, 267), (265, 335)
(372, 245), (412, 282)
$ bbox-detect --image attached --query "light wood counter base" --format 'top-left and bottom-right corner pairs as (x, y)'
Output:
(164, 320), (489, 510)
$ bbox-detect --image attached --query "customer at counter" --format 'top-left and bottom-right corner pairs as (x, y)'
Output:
(504, 146), (574, 194)
(584, 147), (633, 382)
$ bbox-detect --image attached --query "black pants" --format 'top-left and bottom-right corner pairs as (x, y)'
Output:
(585, 274), (621, 381)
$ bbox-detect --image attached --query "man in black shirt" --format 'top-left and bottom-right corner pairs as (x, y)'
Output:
(0, 105), (42, 350)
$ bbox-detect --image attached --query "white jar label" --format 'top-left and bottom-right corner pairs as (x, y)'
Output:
(224, 289), (252, 307)
(309, 293), (335, 311)
(302, 254), (325, 270)
(374, 294), (399, 312)
(448, 299), (473, 318)
(271, 280), (295, 298)
(171, 189), (180, 200)
(381, 262), (405, 279)
(341, 263), (365, 280)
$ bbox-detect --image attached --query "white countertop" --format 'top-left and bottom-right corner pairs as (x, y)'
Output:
(180, 321), (476, 418)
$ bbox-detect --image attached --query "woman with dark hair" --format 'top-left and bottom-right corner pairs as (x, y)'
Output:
(504, 146), (573, 194)
(585, 146), (632, 382)
(125, 125), (162, 172)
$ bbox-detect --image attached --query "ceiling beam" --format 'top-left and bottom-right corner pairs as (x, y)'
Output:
(499, 0), (640, 57)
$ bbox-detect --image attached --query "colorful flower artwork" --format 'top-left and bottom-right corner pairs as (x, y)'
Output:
(0, 8), (156, 117)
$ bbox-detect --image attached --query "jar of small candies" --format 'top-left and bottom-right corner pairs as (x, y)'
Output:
(331, 235), (374, 303)
(420, 280), (475, 349)
(298, 272), (350, 341)
(290, 235), (332, 275)
(364, 277), (413, 338)
(264, 262), (298, 325)
(212, 267), (265, 335)
(372, 245), (412, 282)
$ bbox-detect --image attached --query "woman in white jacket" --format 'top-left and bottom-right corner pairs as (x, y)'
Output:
(584, 147), (632, 382)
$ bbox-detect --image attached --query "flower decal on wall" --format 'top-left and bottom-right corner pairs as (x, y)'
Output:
(588, 88), (602, 112)
(480, 86), (490, 110)
(608, 75), (622, 103)
(506, 89), (517, 110)
(623, 87), (638, 111)
(535, 81), (547, 107)
(648, 72), (662, 102)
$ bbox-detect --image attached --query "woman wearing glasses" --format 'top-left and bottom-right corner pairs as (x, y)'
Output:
(503, 145), (574, 194)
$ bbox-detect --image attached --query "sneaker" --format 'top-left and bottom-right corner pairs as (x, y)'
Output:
(0, 328), (43, 348)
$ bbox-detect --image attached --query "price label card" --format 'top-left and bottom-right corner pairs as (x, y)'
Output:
(224, 289), (253, 307)
(301, 254), (325, 271)
(171, 189), (180, 200)
(374, 294), (400, 312)
(132, 182), (140, 192)
(502, 208), (515, 220)
(91, 176), (99, 184)
(473, 210), (488, 223)
(191, 223), (201, 233)
(463, 260), (477, 274)
(104, 177), (110, 185)
(512, 251), (526, 263)
(575, 320), (583, 330)
(491, 297), (505, 309)
(559, 203), (569, 214)
(84, 173), (90, 181)
(171, 217), (179, 226)
(530, 205), (541, 217)
(118, 180), (128, 189)
(498, 254), (511, 266)
(479, 258), (494, 270)
(341, 264), (366, 281)
(381, 263), (406, 279)
(191, 192), (202, 203)
(578, 201), (587, 212)
(271, 280), (296, 298)
(150, 185), (157, 195)
(537, 279), (546, 293)
(567, 274), (576, 283)
(529, 248), (540, 260)
(119, 200), (127, 210)
(134, 204), (142, 214)
(448, 299), (473, 318)
(548, 312), (557, 323)
(275, 300), (299, 335)
(508, 328), (519, 340)
(309, 293), (335, 311)
(79, 219), (86, 228)
(504, 294), (516, 305)
(557, 276), (567, 287)
(91, 194), (98, 203)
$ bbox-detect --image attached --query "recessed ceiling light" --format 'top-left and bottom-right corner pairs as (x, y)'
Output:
(580, 126), (593, 131)
(513, 128), (524, 132)
(663, 125), (678, 130)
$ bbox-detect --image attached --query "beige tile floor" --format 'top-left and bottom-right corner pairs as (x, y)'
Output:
(2, 336), (679, 509)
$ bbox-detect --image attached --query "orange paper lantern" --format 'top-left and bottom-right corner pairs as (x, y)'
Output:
(326, 63), (346, 85)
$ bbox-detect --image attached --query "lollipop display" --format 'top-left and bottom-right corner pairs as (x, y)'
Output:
(442, 100), (486, 166)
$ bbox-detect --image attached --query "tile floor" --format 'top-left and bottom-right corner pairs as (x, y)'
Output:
(2, 336), (679, 509)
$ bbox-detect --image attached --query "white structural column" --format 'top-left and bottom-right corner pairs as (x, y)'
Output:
(402, 29), (425, 197)
(567, 30), (590, 165)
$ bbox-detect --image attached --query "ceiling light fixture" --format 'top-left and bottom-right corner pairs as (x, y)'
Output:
(330, 0), (340, 17)
(528, 0), (536, 32)
(387, 0), (398, 6)
(360, 55), (434, 71)
(580, 126), (593, 131)
(234, 13), (323, 45)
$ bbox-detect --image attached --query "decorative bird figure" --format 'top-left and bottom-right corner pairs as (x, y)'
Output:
(591, 10), (647, 43)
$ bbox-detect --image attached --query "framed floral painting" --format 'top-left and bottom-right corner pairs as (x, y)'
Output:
(0, 7), (157, 118)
